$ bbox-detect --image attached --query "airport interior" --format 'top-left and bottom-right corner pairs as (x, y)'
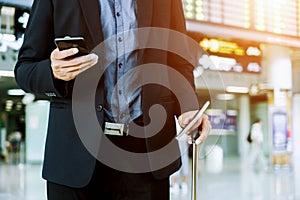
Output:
(1, 0), (300, 199)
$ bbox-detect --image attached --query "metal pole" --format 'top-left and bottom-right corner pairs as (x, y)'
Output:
(175, 101), (209, 200)
(191, 131), (199, 200)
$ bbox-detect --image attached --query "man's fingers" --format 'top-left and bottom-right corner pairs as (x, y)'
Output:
(195, 116), (211, 145)
(52, 48), (79, 60)
(63, 54), (98, 73)
(52, 53), (97, 69)
(185, 115), (211, 145)
(65, 59), (97, 76)
(52, 53), (98, 81)
(178, 111), (197, 127)
(66, 53), (98, 67)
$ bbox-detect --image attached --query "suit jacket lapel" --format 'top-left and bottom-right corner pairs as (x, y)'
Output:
(137, 0), (153, 28)
(136, 0), (153, 62)
(78, 0), (103, 45)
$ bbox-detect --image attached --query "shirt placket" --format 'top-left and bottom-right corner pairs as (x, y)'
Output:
(115, 0), (127, 122)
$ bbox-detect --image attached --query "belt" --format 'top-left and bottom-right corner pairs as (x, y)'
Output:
(104, 122), (129, 136)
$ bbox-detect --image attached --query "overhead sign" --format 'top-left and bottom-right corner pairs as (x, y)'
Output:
(184, 0), (299, 37)
(189, 32), (262, 73)
(200, 38), (261, 57)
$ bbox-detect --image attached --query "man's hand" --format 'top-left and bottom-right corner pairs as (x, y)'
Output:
(178, 111), (211, 145)
(50, 48), (98, 81)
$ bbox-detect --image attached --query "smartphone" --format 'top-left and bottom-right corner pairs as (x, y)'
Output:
(176, 101), (210, 140)
(54, 36), (89, 58)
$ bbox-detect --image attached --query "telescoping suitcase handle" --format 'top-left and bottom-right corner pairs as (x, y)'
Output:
(191, 129), (199, 200)
(176, 101), (210, 200)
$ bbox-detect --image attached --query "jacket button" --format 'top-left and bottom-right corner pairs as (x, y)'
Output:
(96, 104), (103, 112)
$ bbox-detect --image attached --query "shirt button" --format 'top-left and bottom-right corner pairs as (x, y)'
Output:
(120, 113), (125, 119)
(118, 90), (122, 95)
(116, 12), (120, 17)
(96, 104), (103, 112)
(118, 63), (123, 68)
(118, 37), (122, 42)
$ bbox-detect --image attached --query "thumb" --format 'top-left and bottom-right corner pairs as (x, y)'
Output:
(52, 48), (79, 60)
(182, 115), (192, 126)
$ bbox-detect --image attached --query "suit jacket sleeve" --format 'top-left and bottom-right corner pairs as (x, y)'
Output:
(14, 0), (69, 98)
(168, 0), (200, 112)
(169, 0), (195, 84)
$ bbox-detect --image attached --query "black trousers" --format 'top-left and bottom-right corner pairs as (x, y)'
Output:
(47, 161), (170, 200)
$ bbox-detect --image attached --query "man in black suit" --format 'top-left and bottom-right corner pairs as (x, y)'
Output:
(15, 0), (211, 199)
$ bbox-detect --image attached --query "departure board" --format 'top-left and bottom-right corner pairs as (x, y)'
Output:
(183, 0), (300, 37)
(188, 31), (262, 73)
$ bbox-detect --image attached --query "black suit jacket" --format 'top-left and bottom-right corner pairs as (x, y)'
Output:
(15, 0), (198, 187)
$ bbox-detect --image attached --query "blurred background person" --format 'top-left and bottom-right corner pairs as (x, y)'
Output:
(249, 119), (267, 171)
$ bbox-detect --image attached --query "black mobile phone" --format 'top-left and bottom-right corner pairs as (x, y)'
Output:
(54, 36), (89, 58)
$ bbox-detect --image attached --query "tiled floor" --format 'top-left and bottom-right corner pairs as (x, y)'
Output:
(0, 157), (298, 200)
(171, 157), (297, 200)
(0, 164), (46, 200)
